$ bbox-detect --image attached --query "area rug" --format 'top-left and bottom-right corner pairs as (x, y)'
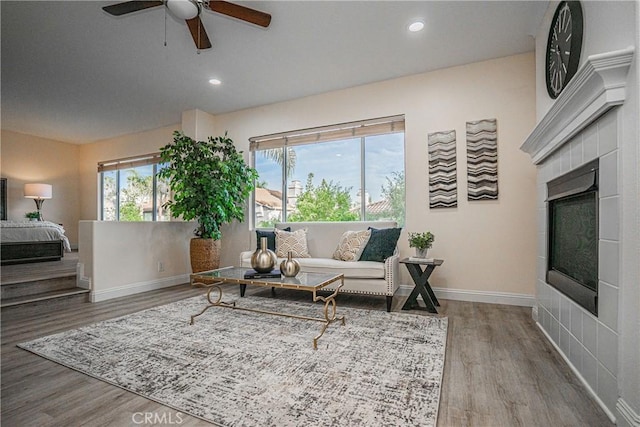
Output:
(18, 295), (448, 426)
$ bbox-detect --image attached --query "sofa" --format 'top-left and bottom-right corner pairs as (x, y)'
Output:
(240, 221), (400, 311)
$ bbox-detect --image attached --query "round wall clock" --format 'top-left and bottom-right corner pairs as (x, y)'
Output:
(545, 1), (584, 99)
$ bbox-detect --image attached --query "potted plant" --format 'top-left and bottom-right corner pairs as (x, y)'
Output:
(25, 211), (40, 221)
(408, 231), (435, 258)
(158, 131), (258, 273)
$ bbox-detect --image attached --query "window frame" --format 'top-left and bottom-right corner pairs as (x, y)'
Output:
(98, 153), (168, 222)
(250, 115), (406, 226)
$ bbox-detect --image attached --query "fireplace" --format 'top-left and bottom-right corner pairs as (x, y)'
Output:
(546, 159), (598, 315)
(519, 47), (634, 420)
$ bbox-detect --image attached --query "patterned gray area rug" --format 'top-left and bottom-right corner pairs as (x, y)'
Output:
(18, 295), (448, 426)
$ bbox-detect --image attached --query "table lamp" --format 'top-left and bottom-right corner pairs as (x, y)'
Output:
(24, 183), (52, 221)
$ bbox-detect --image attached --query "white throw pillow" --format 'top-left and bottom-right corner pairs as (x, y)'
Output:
(332, 229), (372, 262)
(275, 228), (311, 258)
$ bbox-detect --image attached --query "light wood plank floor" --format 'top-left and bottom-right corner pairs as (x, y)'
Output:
(1, 283), (613, 426)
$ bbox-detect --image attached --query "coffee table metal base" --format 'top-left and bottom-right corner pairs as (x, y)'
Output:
(190, 281), (345, 350)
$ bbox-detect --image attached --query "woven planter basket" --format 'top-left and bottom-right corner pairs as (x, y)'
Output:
(190, 238), (221, 273)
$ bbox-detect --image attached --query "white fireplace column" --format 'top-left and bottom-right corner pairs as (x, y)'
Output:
(521, 48), (636, 424)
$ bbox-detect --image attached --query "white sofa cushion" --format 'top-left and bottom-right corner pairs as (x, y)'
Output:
(296, 257), (385, 279)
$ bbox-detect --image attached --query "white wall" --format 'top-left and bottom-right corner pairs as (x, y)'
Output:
(79, 220), (195, 302)
(3, 53), (539, 309)
(72, 53), (538, 306)
(0, 130), (81, 246)
(210, 52), (538, 303)
(77, 124), (179, 221)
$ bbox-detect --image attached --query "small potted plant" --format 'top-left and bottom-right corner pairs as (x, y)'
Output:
(25, 211), (40, 221)
(408, 231), (435, 258)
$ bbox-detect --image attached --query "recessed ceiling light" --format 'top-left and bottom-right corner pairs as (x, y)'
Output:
(408, 21), (425, 32)
(209, 78), (222, 85)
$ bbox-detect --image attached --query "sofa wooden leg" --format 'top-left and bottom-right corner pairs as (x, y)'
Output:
(386, 296), (393, 312)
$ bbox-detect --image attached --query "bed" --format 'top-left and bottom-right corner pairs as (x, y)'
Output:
(0, 221), (71, 265)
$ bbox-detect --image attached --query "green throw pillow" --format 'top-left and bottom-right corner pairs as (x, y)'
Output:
(359, 227), (402, 262)
(256, 227), (290, 251)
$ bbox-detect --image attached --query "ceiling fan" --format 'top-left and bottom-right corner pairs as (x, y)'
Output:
(102, 0), (271, 50)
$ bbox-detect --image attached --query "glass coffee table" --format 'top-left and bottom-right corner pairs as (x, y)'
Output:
(189, 267), (345, 349)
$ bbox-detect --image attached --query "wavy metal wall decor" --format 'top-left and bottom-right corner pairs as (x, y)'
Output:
(428, 130), (457, 208)
(467, 118), (498, 200)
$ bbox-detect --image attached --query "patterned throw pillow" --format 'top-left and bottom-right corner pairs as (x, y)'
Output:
(275, 228), (311, 258)
(359, 227), (402, 262)
(332, 229), (372, 262)
(256, 227), (291, 251)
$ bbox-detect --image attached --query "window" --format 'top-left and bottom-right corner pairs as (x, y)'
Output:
(98, 154), (170, 221)
(251, 115), (405, 227)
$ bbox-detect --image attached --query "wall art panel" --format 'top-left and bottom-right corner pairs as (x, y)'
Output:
(428, 130), (457, 208)
(467, 118), (498, 200)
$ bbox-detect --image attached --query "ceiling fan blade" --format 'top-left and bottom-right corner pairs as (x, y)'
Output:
(185, 16), (212, 49)
(102, 1), (164, 16)
(208, 1), (271, 27)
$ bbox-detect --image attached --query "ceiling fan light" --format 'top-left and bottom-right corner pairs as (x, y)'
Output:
(166, 0), (200, 20)
(408, 21), (425, 32)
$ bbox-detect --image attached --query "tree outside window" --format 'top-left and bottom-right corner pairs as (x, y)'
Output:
(100, 162), (168, 222)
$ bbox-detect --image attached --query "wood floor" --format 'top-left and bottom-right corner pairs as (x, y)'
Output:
(1, 251), (80, 285)
(1, 279), (613, 426)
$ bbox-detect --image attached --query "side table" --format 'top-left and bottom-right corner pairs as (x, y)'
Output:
(400, 258), (444, 313)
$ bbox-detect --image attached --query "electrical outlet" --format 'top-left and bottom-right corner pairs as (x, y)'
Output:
(157, 261), (165, 272)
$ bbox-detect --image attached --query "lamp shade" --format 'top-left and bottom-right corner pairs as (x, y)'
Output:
(24, 183), (52, 199)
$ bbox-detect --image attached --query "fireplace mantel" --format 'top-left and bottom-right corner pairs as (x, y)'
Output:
(521, 47), (634, 165)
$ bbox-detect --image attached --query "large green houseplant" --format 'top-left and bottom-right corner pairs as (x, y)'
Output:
(158, 131), (258, 272)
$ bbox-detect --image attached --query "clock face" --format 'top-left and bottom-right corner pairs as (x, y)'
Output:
(545, 1), (584, 99)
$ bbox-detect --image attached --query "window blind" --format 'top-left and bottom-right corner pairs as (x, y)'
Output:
(97, 153), (162, 173)
(249, 115), (405, 151)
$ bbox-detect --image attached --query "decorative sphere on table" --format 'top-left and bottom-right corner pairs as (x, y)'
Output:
(251, 237), (277, 273)
(280, 251), (300, 277)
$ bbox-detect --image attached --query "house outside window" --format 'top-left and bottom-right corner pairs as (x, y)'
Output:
(251, 115), (405, 227)
(98, 154), (170, 221)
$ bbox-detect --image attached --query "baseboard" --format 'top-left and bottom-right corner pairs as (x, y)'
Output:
(617, 398), (640, 427)
(90, 275), (190, 303)
(76, 263), (91, 290)
(397, 285), (535, 307)
(535, 321), (617, 423)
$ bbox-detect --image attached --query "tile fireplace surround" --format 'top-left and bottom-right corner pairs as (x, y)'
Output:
(521, 47), (636, 425)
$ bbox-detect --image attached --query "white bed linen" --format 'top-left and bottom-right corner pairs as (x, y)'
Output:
(0, 220), (71, 252)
